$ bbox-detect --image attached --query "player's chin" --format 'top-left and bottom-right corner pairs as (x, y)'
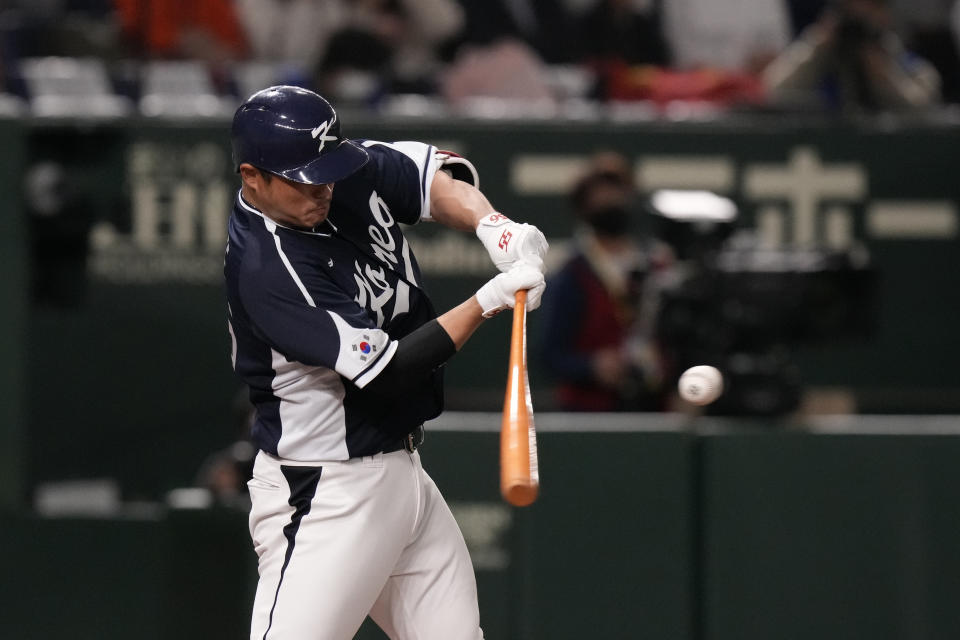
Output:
(303, 207), (329, 225)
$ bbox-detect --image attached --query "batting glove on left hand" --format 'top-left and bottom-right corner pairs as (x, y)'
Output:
(475, 263), (546, 318)
(476, 213), (549, 274)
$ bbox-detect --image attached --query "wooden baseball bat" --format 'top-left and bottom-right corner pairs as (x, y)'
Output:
(500, 289), (540, 507)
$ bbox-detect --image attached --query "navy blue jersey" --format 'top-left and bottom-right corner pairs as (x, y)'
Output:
(225, 140), (444, 460)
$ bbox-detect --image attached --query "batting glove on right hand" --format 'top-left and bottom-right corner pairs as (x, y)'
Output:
(475, 263), (546, 318)
(475, 213), (549, 274)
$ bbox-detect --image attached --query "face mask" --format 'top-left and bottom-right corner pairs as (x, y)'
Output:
(587, 206), (631, 236)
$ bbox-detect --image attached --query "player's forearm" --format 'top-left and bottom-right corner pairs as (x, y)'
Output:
(429, 170), (492, 232)
(437, 297), (485, 350)
(363, 318), (458, 399)
(867, 50), (941, 108)
(362, 302), (482, 400)
(434, 263), (547, 350)
(763, 33), (831, 97)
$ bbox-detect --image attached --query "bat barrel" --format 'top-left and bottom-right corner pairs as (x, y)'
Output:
(503, 483), (539, 507)
(501, 289), (540, 507)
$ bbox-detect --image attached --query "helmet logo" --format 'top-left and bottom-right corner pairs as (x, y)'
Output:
(311, 115), (338, 153)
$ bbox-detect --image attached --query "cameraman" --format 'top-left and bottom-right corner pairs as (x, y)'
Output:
(763, 0), (941, 111)
(538, 152), (671, 412)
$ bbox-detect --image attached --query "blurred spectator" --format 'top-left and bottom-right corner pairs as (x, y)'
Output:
(451, 0), (578, 64)
(577, 0), (669, 103)
(194, 390), (256, 509)
(195, 440), (255, 509)
(318, 0), (464, 98)
(441, 38), (555, 106)
(113, 0), (249, 86)
(955, 1), (960, 78)
(955, 1), (960, 47)
(0, 0), (119, 59)
(597, 0), (788, 108)
(538, 152), (671, 412)
(786, 0), (830, 34)
(579, 0), (670, 68)
(887, 0), (960, 102)
(389, 0), (464, 90)
(763, 0), (942, 111)
(663, 0), (792, 73)
(234, 0), (346, 80)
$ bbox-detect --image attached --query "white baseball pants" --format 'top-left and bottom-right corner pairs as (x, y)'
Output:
(247, 449), (484, 640)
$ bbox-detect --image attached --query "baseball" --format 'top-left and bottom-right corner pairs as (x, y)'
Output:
(678, 365), (724, 406)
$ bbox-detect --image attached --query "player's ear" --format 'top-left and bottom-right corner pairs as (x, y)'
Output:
(239, 163), (262, 190)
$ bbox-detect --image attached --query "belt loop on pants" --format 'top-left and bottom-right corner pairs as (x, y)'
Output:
(381, 425), (425, 455)
(405, 425), (425, 453)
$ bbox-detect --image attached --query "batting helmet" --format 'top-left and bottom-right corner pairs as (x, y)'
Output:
(231, 85), (369, 185)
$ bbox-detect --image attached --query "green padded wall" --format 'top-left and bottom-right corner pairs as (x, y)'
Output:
(701, 426), (960, 640)
(0, 118), (26, 509)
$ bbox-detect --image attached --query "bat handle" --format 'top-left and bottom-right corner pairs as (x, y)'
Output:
(515, 289), (527, 313)
(510, 289), (527, 355)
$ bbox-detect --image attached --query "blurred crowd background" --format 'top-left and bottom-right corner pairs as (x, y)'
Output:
(0, 0), (958, 117)
(2, 3), (960, 639)
(3, 0), (957, 494)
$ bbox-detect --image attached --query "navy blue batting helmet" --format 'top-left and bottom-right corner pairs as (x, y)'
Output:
(231, 85), (369, 184)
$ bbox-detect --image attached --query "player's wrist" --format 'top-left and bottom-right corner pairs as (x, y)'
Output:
(475, 211), (512, 236)
(475, 281), (507, 318)
(477, 214), (549, 276)
(466, 297), (490, 325)
(475, 265), (546, 318)
(467, 295), (486, 319)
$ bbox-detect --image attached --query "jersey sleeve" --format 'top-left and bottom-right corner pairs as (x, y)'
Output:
(238, 235), (397, 389)
(359, 140), (440, 224)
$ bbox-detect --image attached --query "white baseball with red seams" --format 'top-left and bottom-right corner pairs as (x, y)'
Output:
(678, 366), (724, 405)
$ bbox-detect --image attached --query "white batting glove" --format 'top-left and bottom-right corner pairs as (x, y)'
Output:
(475, 263), (546, 318)
(476, 213), (549, 274)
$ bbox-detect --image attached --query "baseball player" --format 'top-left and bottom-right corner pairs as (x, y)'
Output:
(224, 86), (548, 640)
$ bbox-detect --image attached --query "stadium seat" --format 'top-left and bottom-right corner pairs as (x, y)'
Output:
(139, 60), (234, 117)
(232, 61), (310, 103)
(20, 57), (132, 118)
